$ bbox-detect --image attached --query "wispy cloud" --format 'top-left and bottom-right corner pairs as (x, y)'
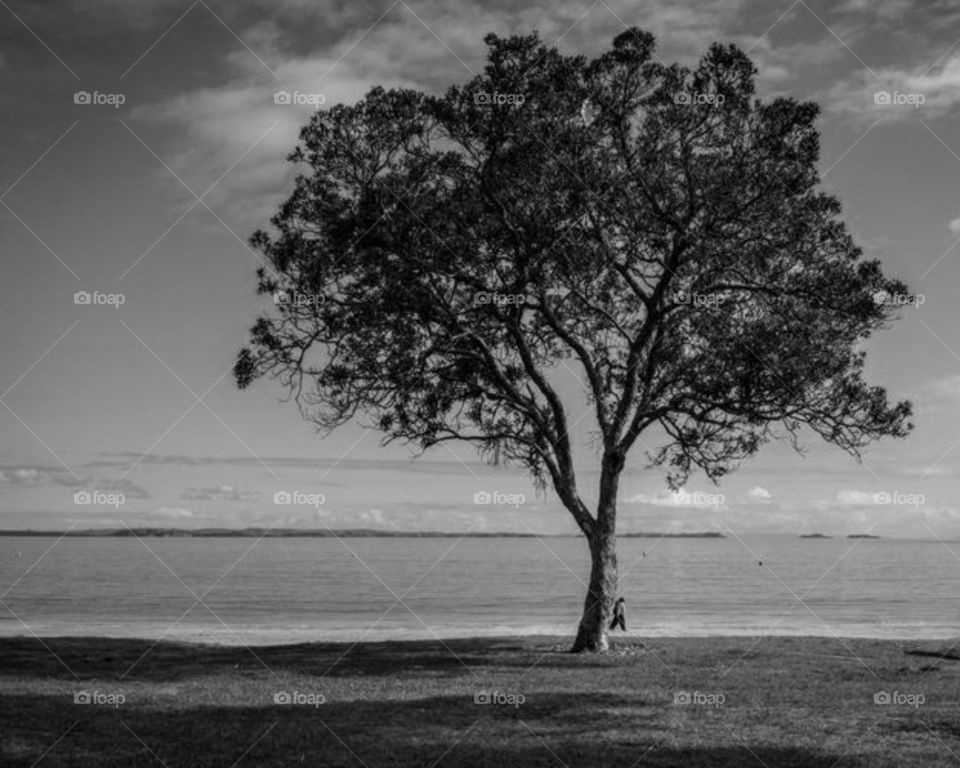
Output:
(180, 484), (258, 502)
(828, 53), (960, 124)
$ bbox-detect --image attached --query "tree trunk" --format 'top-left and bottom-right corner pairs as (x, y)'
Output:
(571, 528), (618, 652)
(568, 450), (623, 653)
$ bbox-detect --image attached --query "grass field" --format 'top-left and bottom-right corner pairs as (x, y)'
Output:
(2, 634), (959, 766)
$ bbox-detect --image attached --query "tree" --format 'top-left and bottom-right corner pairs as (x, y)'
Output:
(234, 29), (913, 652)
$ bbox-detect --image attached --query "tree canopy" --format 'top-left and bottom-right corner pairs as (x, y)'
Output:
(236, 29), (912, 541)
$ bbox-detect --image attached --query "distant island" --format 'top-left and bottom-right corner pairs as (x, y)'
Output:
(621, 531), (725, 538)
(0, 528), (726, 539)
(847, 533), (880, 539)
(800, 533), (831, 539)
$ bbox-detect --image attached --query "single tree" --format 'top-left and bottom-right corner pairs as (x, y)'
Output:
(234, 29), (913, 652)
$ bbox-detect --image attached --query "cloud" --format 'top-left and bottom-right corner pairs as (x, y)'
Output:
(95, 451), (491, 476)
(835, 0), (916, 22)
(126, 0), (764, 229)
(0, 467), (82, 486)
(128, 10), (460, 229)
(113, 479), (152, 499)
(831, 489), (929, 509)
(310, 504), (487, 532)
(6, 468), (44, 485)
(835, 489), (879, 505)
(742, 35), (850, 93)
(625, 488), (726, 509)
(625, 490), (676, 506)
(354, 508), (395, 528)
(747, 486), (772, 501)
(834, 0), (919, 28)
(153, 506), (193, 518)
(949, 218), (960, 234)
(180, 484), (258, 502)
(828, 53), (960, 124)
(0, 466), (150, 498)
(919, 505), (960, 523)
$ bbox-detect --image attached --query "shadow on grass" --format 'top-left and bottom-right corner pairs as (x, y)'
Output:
(904, 648), (960, 662)
(0, 636), (643, 681)
(1, 690), (874, 768)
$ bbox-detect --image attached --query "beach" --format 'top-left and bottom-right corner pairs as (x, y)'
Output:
(4, 535), (959, 644)
(3, 634), (959, 766)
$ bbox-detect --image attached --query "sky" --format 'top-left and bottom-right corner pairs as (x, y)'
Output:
(1, 0), (960, 537)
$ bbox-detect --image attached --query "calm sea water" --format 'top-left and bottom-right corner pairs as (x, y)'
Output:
(1, 534), (957, 644)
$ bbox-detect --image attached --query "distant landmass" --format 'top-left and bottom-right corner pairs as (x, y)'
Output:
(800, 533), (831, 539)
(0, 528), (725, 539)
(620, 531), (725, 538)
(847, 534), (881, 539)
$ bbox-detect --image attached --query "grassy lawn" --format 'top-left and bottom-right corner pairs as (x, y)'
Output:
(2, 634), (959, 766)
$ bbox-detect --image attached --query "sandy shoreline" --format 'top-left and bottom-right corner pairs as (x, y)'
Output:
(1, 622), (955, 645)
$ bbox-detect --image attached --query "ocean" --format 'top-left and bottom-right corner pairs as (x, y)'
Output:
(1, 533), (957, 644)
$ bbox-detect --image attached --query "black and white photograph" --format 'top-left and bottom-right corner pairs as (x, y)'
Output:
(1, 0), (959, 764)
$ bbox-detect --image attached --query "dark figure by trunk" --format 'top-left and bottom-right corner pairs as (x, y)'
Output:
(609, 597), (626, 631)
